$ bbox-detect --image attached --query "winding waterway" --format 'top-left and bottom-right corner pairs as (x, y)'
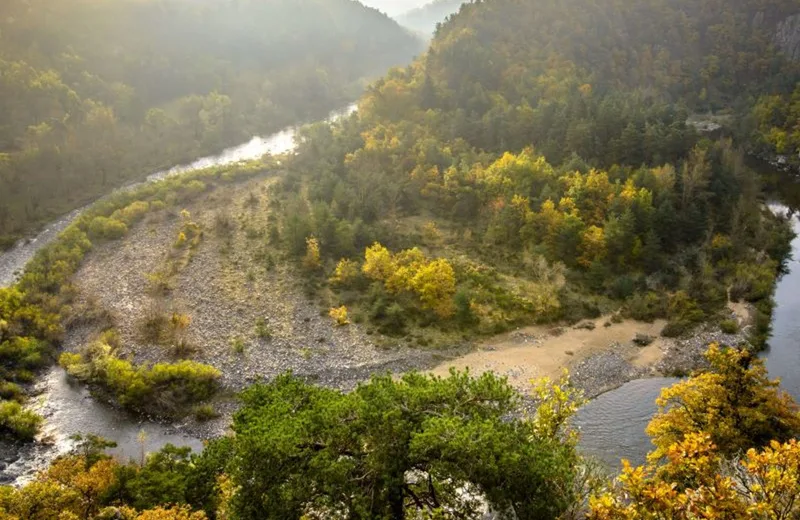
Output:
(1, 105), (799, 482)
(0, 103), (356, 483)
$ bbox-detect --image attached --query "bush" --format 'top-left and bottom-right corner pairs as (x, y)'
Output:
(60, 342), (220, 417)
(730, 261), (778, 302)
(87, 216), (128, 241)
(624, 292), (668, 322)
(661, 320), (694, 338)
(720, 319), (739, 334)
(111, 201), (150, 225)
(329, 306), (350, 326)
(454, 290), (478, 326)
(0, 400), (42, 440)
(0, 382), (24, 402)
(255, 319), (272, 339)
(230, 337), (245, 354)
(193, 404), (219, 422)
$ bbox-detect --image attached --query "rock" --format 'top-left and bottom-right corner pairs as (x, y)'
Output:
(574, 321), (596, 331)
(633, 333), (655, 347)
(775, 14), (800, 62)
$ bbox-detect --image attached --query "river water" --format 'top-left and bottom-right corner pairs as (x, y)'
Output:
(0, 103), (357, 483)
(576, 198), (800, 469)
(1, 105), (798, 481)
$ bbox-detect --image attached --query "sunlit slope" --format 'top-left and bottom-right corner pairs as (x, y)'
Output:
(0, 0), (422, 247)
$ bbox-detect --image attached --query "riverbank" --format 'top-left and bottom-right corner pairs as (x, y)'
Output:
(430, 301), (751, 400)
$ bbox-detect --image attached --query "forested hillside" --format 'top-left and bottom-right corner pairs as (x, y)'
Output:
(397, 0), (464, 36)
(0, 0), (421, 249)
(274, 0), (799, 345)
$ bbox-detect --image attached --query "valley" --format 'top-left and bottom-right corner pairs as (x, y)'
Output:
(1, 0), (800, 518)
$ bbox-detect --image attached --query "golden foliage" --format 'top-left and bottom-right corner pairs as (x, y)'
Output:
(589, 435), (800, 520)
(329, 306), (350, 326)
(362, 243), (395, 281)
(645, 344), (800, 461)
(329, 259), (360, 286)
(303, 236), (321, 271)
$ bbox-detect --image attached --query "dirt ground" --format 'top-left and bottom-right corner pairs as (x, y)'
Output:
(431, 316), (669, 393)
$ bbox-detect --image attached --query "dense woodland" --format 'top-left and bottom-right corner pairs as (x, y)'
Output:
(2, 0), (800, 517)
(0, 0), (421, 249)
(752, 83), (800, 168)
(268, 0), (799, 346)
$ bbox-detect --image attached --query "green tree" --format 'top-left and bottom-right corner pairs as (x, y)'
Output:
(229, 371), (581, 519)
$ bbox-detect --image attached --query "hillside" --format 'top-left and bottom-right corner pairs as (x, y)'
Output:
(273, 0), (799, 347)
(4, 0), (800, 518)
(397, 0), (465, 36)
(0, 0), (422, 249)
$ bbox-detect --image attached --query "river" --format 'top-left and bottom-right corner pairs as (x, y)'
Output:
(1, 106), (798, 482)
(0, 103), (357, 483)
(575, 197), (800, 469)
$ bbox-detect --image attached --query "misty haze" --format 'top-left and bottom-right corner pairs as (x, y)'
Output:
(1, 0), (800, 518)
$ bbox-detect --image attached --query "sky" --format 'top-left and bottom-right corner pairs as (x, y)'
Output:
(359, 0), (431, 17)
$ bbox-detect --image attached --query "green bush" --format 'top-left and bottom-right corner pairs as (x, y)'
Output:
(661, 320), (694, 338)
(87, 216), (128, 241)
(255, 319), (272, 339)
(60, 342), (220, 417)
(0, 382), (25, 402)
(624, 292), (668, 322)
(720, 319), (739, 334)
(111, 201), (150, 225)
(193, 404), (220, 422)
(730, 261), (778, 302)
(0, 400), (42, 440)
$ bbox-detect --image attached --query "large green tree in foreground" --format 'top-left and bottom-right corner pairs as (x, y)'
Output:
(229, 371), (583, 520)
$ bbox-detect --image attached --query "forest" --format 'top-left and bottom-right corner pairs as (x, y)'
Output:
(1, 0), (800, 517)
(0, 0), (421, 249)
(266, 0), (799, 348)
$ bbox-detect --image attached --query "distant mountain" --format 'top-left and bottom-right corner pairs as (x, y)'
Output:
(397, 0), (465, 35)
(359, 0), (430, 17)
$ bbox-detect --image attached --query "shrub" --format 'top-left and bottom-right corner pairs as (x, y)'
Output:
(87, 216), (128, 241)
(454, 290), (478, 326)
(731, 261), (778, 302)
(255, 319), (272, 339)
(329, 259), (360, 286)
(624, 292), (668, 322)
(0, 382), (24, 402)
(230, 337), (245, 354)
(720, 319), (739, 334)
(60, 342), (220, 416)
(112, 201), (150, 225)
(0, 400), (42, 440)
(329, 306), (350, 326)
(193, 404), (219, 422)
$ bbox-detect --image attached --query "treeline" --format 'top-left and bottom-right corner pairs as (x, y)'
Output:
(264, 0), (799, 342)
(752, 84), (800, 169)
(0, 0), (422, 248)
(5, 344), (800, 519)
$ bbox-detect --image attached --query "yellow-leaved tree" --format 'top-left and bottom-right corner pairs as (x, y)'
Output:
(646, 344), (800, 461)
(589, 434), (800, 519)
(410, 258), (456, 319)
(303, 237), (321, 271)
(362, 243), (395, 281)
